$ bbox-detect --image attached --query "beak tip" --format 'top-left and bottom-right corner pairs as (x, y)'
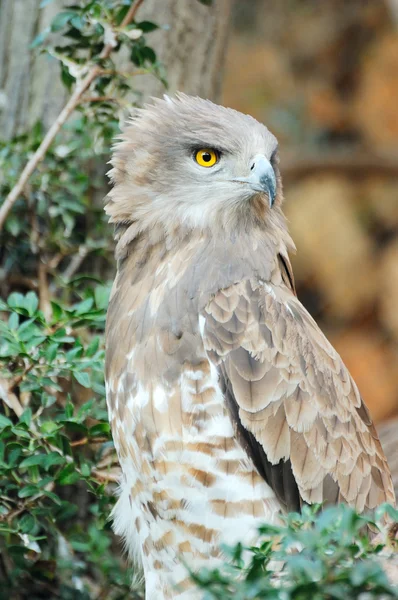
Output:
(259, 174), (276, 208)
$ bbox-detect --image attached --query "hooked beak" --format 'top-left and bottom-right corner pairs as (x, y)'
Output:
(233, 154), (277, 208)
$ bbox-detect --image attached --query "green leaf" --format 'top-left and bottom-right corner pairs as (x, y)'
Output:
(57, 463), (80, 485)
(8, 312), (19, 330)
(18, 485), (39, 498)
(30, 28), (51, 48)
(86, 336), (100, 357)
(24, 292), (39, 316)
(19, 408), (32, 427)
(45, 342), (59, 363)
(70, 15), (84, 30)
(8, 292), (26, 310)
(8, 445), (23, 467)
(73, 297), (94, 315)
(142, 46), (156, 64)
(18, 513), (36, 534)
(64, 421), (87, 436)
(89, 422), (110, 437)
(24, 335), (46, 350)
(0, 341), (21, 357)
(40, 421), (60, 435)
(11, 426), (32, 440)
(73, 371), (91, 388)
(60, 63), (76, 91)
(76, 399), (94, 420)
(115, 5), (130, 25)
(42, 489), (62, 504)
(94, 285), (110, 310)
(80, 462), (91, 477)
(17, 318), (39, 340)
(51, 328), (74, 343)
(136, 21), (159, 33)
(51, 11), (77, 32)
(65, 401), (74, 419)
(0, 414), (13, 429)
(5, 215), (22, 236)
(51, 301), (63, 321)
(19, 453), (47, 468)
(43, 452), (65, 469)
(66, 345), (84, 361)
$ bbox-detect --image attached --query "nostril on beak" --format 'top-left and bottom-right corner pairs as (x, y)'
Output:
(250, 162), (255, 171)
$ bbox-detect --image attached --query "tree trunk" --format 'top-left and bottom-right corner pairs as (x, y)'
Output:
(0, 0), (69, 140)
(0, 0), (232, 142)
(135, 0), (232, 102)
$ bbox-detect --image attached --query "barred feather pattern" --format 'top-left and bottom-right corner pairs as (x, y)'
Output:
(105, 233), (286, 599)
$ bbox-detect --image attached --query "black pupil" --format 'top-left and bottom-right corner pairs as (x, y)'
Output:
(202, 152), (212, 162)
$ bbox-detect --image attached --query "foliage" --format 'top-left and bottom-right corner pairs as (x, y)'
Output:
(192, 503), (398, 600)
(0, 0), (162, 597)
(0, 289), (135, 599)
(0, 118), (114, 280)
(0, 0), (165, 285)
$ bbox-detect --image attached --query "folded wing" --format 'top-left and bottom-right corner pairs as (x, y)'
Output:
(201, 276), (395, 513)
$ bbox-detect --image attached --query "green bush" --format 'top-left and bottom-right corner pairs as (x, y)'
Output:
(192, 503), (398, 600)
(0, 288), (135, 599)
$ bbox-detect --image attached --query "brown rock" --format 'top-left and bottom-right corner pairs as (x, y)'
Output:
(378, 240), (398, 341)
(328, 327), (398, 423)
(360, 177), (398, 229)
(285, 176), (376, 318)
(221, 38), (294, 138)
(354, 34), (398, 149)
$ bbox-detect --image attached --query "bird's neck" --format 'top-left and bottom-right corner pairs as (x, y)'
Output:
(114, 217), (293, 314)
(113, 203), (294, 266)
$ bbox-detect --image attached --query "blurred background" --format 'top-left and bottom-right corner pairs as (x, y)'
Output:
(224, 0), (398, 428)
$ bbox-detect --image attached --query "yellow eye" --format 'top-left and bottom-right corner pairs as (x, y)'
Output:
(194, 148), (218, 168)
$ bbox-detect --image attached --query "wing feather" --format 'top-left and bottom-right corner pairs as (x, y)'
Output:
(201, 275), (395, 513)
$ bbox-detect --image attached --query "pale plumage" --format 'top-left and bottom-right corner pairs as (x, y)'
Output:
(105, 94), (395, 599)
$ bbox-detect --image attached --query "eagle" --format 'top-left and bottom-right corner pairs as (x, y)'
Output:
(104, 94), (395, 599)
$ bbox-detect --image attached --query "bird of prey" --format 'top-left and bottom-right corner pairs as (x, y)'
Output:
(105, 94), (395, 599)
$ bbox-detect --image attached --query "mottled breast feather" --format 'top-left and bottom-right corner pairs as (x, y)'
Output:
(201, 276), (396, 513)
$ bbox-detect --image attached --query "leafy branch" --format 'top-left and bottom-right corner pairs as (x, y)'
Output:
(0, 0), (146, 231)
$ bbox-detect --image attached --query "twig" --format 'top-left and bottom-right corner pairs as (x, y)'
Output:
(11, 363), (35, 389)
(38, 261), (51, 320)
(0, 378), (24, 417)
(61, 245), (89, 281)
(0, 0), (144, 232)
(47, 252), (64, 270)
(91, 467), (120, 483)
(0, 67), (100, 231)
(121, 0), (145, 27)
(79, 95), (119, 104)
(70, 437), (89, 447)
(0, 274), (38, 291)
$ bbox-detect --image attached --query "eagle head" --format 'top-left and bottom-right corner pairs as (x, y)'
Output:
(106, 94), (283, 240)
